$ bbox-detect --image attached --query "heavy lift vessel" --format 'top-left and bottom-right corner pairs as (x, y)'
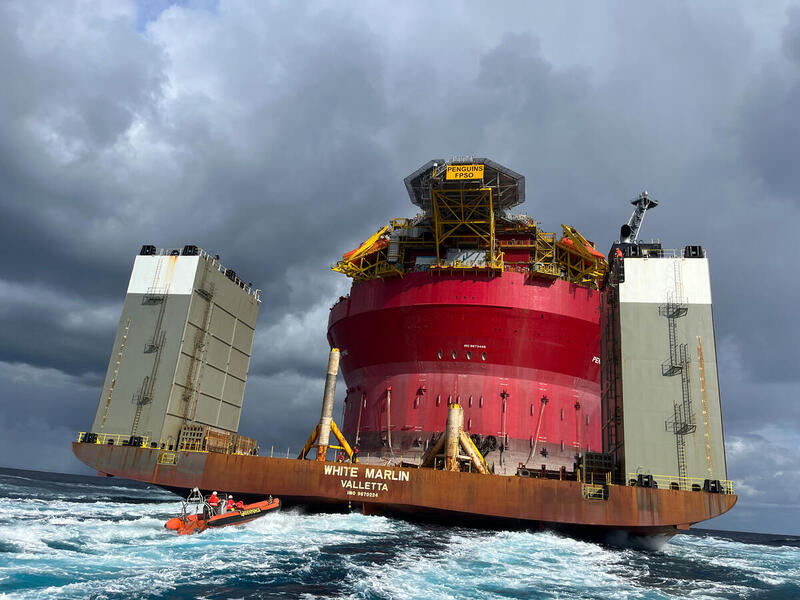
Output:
(72, 158), (736, 541)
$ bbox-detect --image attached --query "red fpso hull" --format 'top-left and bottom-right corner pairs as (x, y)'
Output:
(328, 271), (601, 473)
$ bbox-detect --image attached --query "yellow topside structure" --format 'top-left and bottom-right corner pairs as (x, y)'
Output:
(333, 158), (607, 288)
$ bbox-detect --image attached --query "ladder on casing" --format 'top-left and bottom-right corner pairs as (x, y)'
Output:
(182, 283), (215, 423)
(661, 260), (695, 488)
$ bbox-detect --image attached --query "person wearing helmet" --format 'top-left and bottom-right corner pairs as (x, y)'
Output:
(208, 491), (220, 514)
(225, 496), (235, 512)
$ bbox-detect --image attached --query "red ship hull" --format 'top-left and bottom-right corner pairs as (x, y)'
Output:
(328, 271), (602, 473)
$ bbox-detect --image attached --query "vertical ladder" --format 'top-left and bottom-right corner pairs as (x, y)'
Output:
(672, 259), (684, 303)
(143, 253), (166, 304)
(182, 283), (215, 423)
(666, 316), (679, 368)
(675, 434), (687, 488)
(99, 318), (131, 431)
(677, 344), (694, 431)
(145, 296), (168, 352)
(131, 376), (151, 436)
(131, 396), (144, 435)
(133, 253), (168, 435)
(661, 259), (695, 487)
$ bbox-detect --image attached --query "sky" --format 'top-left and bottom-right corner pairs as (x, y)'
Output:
(1, 0), (799, 535)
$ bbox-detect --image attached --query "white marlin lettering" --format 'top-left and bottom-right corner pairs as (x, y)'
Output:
(323, 463), (410, 489)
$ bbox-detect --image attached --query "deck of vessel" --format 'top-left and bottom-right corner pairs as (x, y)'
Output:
(73, 442), (736, 538)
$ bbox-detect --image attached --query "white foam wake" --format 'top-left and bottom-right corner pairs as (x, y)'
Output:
(0, 491), (798, 599)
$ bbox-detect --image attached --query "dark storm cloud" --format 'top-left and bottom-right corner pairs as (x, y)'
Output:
(0, 2), (165, 301)
(0, 0), (396, 374)
(739, 6), (800, 199)
(0, 362), (99, 474)
(714, 7), (800, 386)
(0, 282), (116, 378)
(1, 0), (799, 532)
(365, 3), (800, 392)
(786, 7), (800, 63)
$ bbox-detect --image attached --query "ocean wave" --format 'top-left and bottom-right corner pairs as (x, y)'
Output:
(0, 472), (798, 599)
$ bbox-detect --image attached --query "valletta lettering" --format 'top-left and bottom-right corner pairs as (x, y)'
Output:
(341, 479), (388, 491)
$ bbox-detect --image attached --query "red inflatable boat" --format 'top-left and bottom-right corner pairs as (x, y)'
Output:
(165, 495), (280, 535)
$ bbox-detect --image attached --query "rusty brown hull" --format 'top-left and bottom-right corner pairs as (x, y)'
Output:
(72, 443), (736, 537)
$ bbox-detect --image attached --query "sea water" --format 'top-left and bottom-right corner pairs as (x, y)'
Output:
(0, 467), (798, 599)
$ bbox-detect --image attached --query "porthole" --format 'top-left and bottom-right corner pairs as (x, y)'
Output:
(466, 351), (472, 360)
(437, 350), (443, 359)
(481, 352), (487, 361)
(451, 350), (457, 359)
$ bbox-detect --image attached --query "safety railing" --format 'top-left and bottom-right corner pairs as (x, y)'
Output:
(177, 440), (207, 453)
(499, 238), (537, 247)
(74, 431), (736, 496)
(627, 473), (734, 494)
(140, 246), (262, 302)
(582, 483), (609, 500)
(157, 452), (177, 465)
(614, 248), (708, 260)
(77, 432), (150, 447)
(77, 432), (265, 458)
(576, 469), (612, 485)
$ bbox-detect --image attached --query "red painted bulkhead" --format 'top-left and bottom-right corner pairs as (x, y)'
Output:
(328, 271), (602, 473)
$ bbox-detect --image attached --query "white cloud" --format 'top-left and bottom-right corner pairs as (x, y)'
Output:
(0, 360), (95, 390)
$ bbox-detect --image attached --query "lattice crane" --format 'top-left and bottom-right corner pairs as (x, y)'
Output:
(620, 191), (659, 243)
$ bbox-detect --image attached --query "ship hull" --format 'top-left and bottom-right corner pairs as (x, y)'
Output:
(328, 272), (603, 473)
(73, 442), (736, 539)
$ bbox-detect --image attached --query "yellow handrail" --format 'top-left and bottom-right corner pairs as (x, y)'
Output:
(77, 432), (149, 447)
(627, 473), (734, 494)
(157, 452), (177, 465)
